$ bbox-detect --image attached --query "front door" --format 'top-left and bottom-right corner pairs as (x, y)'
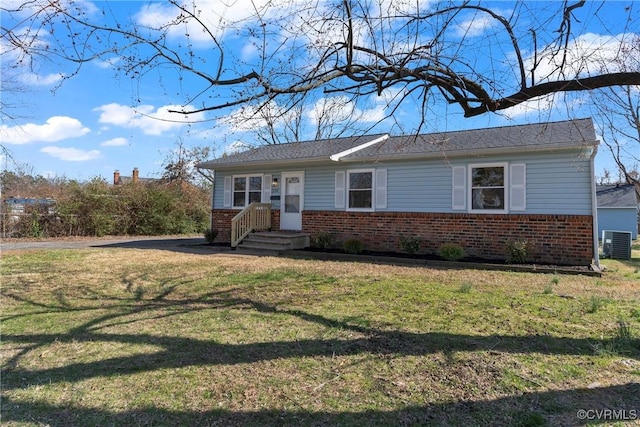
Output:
(280, 172), (304, 230)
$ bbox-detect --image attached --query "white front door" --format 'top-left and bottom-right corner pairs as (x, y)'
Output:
(280, 172), (304, 230)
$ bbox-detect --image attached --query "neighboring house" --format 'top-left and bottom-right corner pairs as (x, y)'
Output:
(198, 118), (600, 266)
(2, 197), (56, 215)
(596, 184), (639, 240)
(113, 168), (155, 185)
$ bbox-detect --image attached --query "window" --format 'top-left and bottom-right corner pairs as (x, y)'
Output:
(470, 165), (505, 211)
(335, 169), (386, 211)
(452, 163), (526, 213)
(233, 175), (262, 208)
(348, 170), (373, 210)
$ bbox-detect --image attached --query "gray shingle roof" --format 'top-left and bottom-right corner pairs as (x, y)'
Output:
(596, 184), (639, 208)
(198, 118), (597, 170)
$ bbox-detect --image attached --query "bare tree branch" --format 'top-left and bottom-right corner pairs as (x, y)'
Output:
(2, 0), (639, 126)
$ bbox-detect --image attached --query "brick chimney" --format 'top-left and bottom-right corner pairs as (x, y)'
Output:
(113, 170), (120, 185)
(132, 168), (139, 184)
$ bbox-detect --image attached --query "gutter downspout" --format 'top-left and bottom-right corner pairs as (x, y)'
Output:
(589, 146), (600, 269)
(330, 134), (390, 162)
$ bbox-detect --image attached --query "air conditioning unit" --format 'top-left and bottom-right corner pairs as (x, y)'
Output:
(601, 230), (632, 260)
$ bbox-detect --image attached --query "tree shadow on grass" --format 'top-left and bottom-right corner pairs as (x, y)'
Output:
(2, 292), (639, 426)
(2, 384), (639, 426)
(91, 237), (231, 255)
(3, 297), (640, 388)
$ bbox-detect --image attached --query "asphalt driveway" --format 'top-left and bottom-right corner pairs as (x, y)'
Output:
(0, 235), (223, 254)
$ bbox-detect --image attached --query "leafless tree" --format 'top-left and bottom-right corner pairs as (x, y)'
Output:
(162, 138), (215, 189)
(589, 35), (640, 191)
(221, 93), (383, 145)
(2, 0), (639, 130)
(593, 86), (640, 187)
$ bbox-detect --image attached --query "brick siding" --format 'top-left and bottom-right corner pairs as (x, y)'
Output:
(211, 209), (280, 242)
(211, 209), (593, 265)
(303, 211), (593, 265)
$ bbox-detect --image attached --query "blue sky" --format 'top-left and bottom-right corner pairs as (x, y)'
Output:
(1, 0), (637, 183)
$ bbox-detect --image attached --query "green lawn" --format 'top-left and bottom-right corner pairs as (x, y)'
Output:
(1, 246), (639, 426)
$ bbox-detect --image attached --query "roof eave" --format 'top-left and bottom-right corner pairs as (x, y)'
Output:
(197, 140), (599, 169)
(335, 142), (598, 163)
(197, 157), (332, 171)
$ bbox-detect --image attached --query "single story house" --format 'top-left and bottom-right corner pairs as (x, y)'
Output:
(596, 183), (639, 240)
(198, 118), (600, 266)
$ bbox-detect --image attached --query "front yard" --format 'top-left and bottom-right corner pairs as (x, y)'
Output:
(1, 245), (639, 426)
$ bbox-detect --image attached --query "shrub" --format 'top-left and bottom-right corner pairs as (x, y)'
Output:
(313, 231), (335, 250)
(204, 228), (218, 244)
(399, 235), (421, 255)
(505, 240), (530, 264)
(343, 238), (364, 254)
(437, 243), (465, 261)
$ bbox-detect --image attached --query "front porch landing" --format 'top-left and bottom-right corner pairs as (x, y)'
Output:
(236, 231), (311, 253)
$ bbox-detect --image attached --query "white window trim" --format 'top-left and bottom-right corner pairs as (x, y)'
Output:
(468, 162), (508, 214)
(231, 174), (264, 209)
(347, 168), (375, 212)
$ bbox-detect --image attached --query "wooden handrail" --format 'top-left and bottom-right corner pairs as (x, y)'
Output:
(231, 202), (272, 247)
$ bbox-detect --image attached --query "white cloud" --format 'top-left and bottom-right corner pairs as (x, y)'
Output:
(0, 26), (65, 87)
(40, 146), (101, 161)
(19, 72), (63, 86)
(135, 0), (272, 44)
(93, 103), (206, 136)
(307, 96), (387, 125)
(224, 140), (253, 154)
(222, 101), (294, 132)
(100, 137), (129, 147)
(527, 32), (640, 83)
(454, 15), (498, 38)
(499, 92), (589, 120)
(0, 116), (90, 145)
(94, 56), (122, 69)
(241, 43), (259, 61)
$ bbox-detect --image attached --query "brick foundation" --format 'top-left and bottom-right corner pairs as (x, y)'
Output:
(211, 209), (280, 243)
(211, 209), (593, 265)
(302, 211), (594, 266)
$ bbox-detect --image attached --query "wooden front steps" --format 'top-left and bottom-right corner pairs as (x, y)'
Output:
(236, 231), (311, 253)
